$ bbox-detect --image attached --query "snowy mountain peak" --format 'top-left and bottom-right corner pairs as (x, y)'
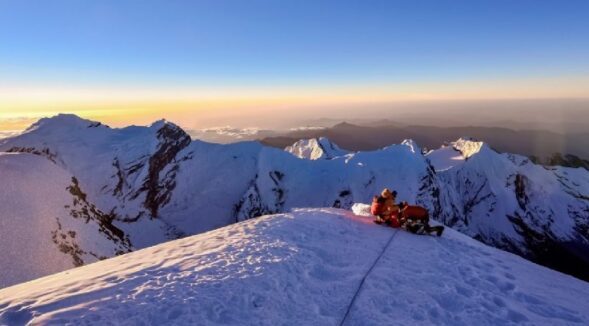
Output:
(149, 119), (175, 130)
(400, 139), (421, 154)
(453, 137), (486, 159)
(426, 138), (491, 172)
(25, 113), (105, 132)
(284, 137), (349, 160)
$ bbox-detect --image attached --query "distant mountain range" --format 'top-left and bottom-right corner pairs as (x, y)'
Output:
(261, 121), (589, 169)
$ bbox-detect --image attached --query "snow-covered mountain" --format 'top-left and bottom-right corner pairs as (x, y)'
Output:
(1, 209), (588, 325)
(1, 114), (588, 288)
(427, 139), (589, 281)
(284, 137), (350, 160)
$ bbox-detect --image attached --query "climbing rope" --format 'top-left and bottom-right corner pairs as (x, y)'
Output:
(339, 229), (400, 326)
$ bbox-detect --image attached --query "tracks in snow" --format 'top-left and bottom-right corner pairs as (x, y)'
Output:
(339, 229), (401, 326)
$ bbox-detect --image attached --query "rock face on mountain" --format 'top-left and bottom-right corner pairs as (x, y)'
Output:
(1, 114), (588, 287)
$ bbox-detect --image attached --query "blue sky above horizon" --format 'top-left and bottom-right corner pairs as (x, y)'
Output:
(0, 0), (588, 129)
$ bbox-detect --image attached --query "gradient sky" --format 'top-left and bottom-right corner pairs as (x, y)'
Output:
(1, 0), (588, 130)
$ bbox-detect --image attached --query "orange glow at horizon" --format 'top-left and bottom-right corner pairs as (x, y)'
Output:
(1, 74), (588, 131)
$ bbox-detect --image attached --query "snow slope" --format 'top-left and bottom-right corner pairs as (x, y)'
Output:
(425, 145), (465, 172)
(0, 153), (132, 288)
(1, 209), (588, 325)
(425, 138), (484, 172)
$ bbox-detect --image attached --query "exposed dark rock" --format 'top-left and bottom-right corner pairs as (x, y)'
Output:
(66, 177), (132, 249)
(507, 213), (589, 282)
(6, 147), (59, 164)
(333, 188), (354, 209)
(111, 158), (126, 197)
(51, 218), (85, 267)
(88, 122), (103, 128)
(138, 123), (191, 217)
(514, 174), (528, 210)
(50, 177), (134, 267)
(234, 178), (273, 222)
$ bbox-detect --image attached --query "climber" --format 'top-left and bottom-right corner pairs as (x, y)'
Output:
(398, 202), (445, 236)
(370, 188), (403, 227)
(370, 188), (444, 236)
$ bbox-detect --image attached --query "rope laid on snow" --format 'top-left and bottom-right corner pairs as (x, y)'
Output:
(339, 229), (400, 326)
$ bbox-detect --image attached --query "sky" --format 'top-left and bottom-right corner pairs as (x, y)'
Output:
(1, 0), (588, 131)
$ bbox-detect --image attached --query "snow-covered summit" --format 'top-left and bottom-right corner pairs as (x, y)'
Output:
(284, 137), (349, 160)
(426, 138), (486, 171)
(1, 208), (588, 325)
(148, 118), (182, 131)
(453, 137), (486, 159)
(24, 113), (106, 132)
(400, 138), (421, 154)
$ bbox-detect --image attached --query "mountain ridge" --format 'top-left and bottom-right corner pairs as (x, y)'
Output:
(1, 114), (588, 288)
(260, 121), (589, 166)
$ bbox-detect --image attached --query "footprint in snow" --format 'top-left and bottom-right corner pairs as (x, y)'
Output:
(503, 272), (516, 280)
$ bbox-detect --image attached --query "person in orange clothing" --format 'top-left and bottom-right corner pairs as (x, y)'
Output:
(399, 202), (445, 236)
(371, 188), (404, 227)
(371, 188), (444, 236)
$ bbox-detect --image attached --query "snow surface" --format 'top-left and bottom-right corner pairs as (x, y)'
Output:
(0, 153), (132, 288)
(425, 145), (465, 172)
(425, 138), (485, 172)
(1, 209), (588, 325)
(0, 153), (75, 288)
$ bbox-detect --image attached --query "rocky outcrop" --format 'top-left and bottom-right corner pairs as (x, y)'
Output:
(6, 147), (59, 164)
(136, 123), (192, 217)
(61, 177), (132, 264)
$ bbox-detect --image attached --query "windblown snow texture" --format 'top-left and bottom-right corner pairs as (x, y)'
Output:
(1, 114), (589, 288)
(0, 209), (588, 325)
